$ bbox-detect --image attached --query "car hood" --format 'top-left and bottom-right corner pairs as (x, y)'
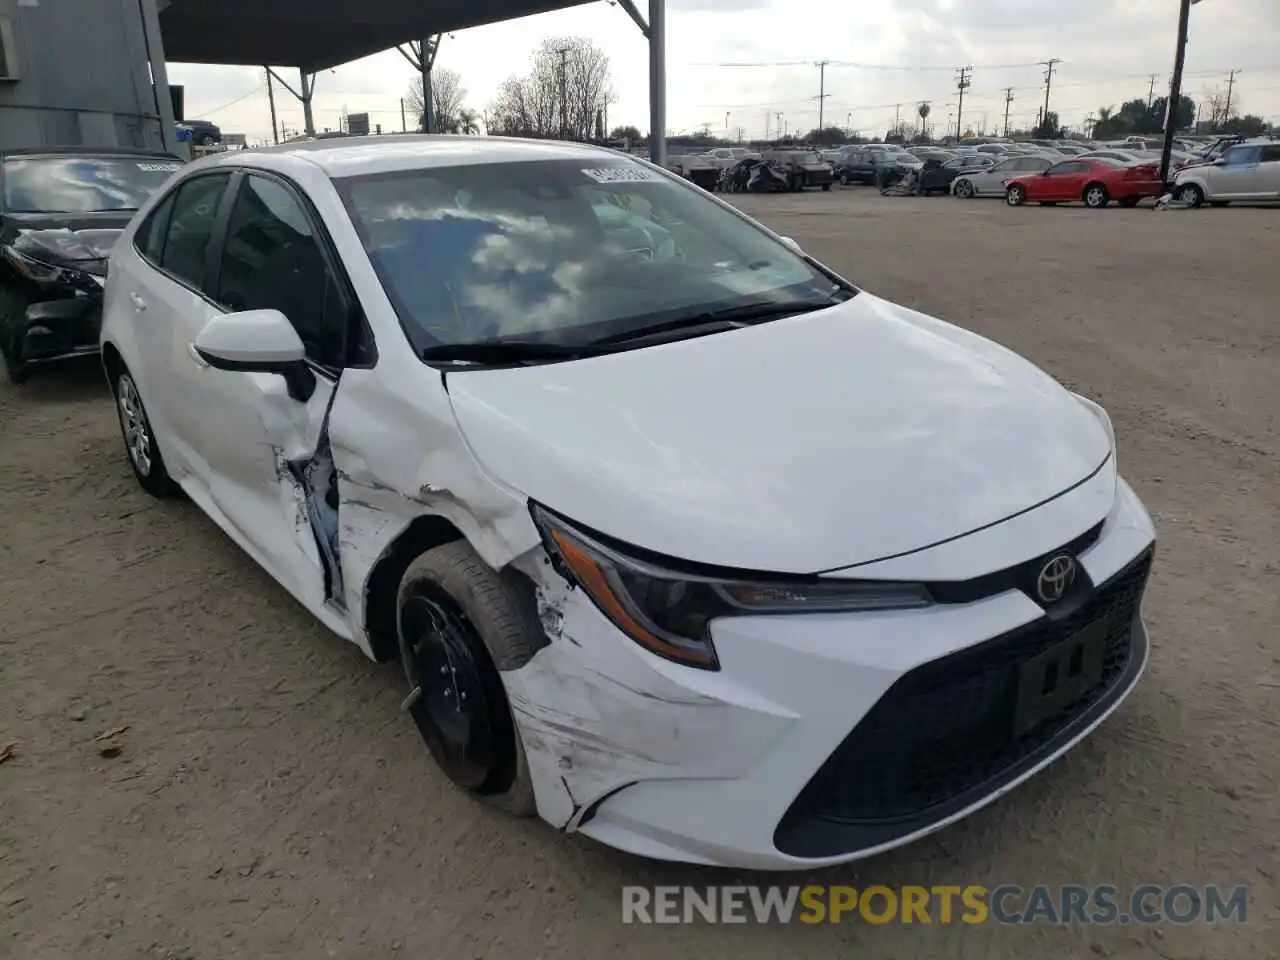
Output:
(4, 216), (127, 271)
(446, 293), (1112, 574)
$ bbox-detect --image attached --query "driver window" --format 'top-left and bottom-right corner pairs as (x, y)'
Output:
(216, 175), (346, 368)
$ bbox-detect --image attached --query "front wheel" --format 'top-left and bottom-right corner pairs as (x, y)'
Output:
(0, 288), (29, 385)
(397, 541), (538, 816)
(1006, 183), (1026, 206)
(1176, 183), (1204, 207)
(954, 179), (974, 198)
(114, 368), (176, 497)
(1083, 183), (1110, 208)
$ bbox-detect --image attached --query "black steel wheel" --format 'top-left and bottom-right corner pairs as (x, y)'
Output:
(400, 581), (509, 791)
(395, 540), (538, 814)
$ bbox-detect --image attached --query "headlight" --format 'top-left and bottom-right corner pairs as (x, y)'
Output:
(532, 506), (932, 670)
(3, 246), (65, 283)
(1072, 392), (1117, 467)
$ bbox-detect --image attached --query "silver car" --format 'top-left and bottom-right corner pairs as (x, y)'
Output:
(952, 155), (1052, 198)
(1173, 140), (1280, 206)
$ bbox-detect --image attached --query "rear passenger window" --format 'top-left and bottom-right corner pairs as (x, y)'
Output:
(215, 174), (346, 368)
(135, 192), (176, 263)
(159, 174), (231, 289)
(1260, 146), (1280, 164)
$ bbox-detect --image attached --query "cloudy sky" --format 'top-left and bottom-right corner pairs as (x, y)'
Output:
(170, 0), (1280, 143)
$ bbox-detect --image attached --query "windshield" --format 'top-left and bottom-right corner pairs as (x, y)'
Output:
(1, 156), (183, 214)
(338, 158), (841, 352)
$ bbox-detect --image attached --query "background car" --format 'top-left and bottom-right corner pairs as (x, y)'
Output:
(1005, 157), (1163, 208)
(952, 155), (1052, 198)
(1173, 140), (1280, 207)
(0, 147), (183, 384)
(917, 154), (995, 194)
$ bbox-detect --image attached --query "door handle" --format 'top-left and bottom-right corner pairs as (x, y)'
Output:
(187, 343), (209, 367)
(129, 292), (148, 311)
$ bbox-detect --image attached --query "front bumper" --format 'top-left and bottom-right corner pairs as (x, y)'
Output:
(509, 478), (1155, 870)
(18, 296), (103, 365)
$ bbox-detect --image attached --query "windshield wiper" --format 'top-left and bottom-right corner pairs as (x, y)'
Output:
(588, 295), (847, 347)
(421, 340), (589, 364)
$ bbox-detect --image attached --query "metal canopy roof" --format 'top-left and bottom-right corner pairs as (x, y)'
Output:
(159, 0), (596, 73)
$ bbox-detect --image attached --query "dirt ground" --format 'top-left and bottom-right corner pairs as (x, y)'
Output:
(2, 190), (1277, 959)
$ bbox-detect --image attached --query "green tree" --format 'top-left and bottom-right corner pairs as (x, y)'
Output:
(1221, 114), (1268, 136)
(804, 126), (848, 145)
(610, 124), (642, 141)
(1033, 111), (1064, 139)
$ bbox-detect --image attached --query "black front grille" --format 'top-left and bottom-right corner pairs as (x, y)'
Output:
(775, 548), (1153, 857)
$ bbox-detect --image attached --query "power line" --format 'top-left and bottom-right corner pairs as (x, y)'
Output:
(191, 84), (264, 117)
(689, 58), (1051, 71)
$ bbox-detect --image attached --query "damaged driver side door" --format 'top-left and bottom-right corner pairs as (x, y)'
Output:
(173, 171), (365, 618)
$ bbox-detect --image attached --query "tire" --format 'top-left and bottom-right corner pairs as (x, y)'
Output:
(954, 179), (974, 198)
(1176, 183), (1204, 207)
(1006, 183), (1026, 206)
(821, 182), (831, 191)
(396, 540), (538, 817)
(1083, 183), (1110, 208)
(113, 367), (176, 497)
(839, 171), (850, 186)
(1118, 196), (1140, 208)
(0, 287), (29, 385)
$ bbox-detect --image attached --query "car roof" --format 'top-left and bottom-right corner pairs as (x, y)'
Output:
(0, 146), (182, 161)
(189, 135), (639, 179)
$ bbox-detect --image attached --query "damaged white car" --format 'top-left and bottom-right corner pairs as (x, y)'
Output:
(100, 136), (1156, 870)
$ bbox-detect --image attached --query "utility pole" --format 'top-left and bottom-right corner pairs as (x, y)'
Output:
(1160, 0), (1204, 185)
(556, 45), (571, 139)
(725, 111), (730, 137)
(955, 65), (972, 139)
(894, 102), (901, 132)
(816, 59), (830, 131)
(776, 111), (783, 141)
(1040, 58), (1060, 133)
(764, 111), (770, 141)
(264, 67), (279, 144)
(400, 98), (406, 133)
(1147, 74), (1158, 109)
(1223, 68), (1237, 123)
(1003, 87), (1014, 137)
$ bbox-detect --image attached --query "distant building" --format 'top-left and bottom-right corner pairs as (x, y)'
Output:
(0, 0), (174, 152)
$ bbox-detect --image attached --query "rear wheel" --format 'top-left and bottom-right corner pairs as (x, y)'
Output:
(1083, 183), (1110, 208)
(396, 541), (538, 816)
(1006, 183), (1027, 206)
(113, 367), (176, 497)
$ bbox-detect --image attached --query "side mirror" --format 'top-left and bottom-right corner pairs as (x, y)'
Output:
(193, 309), (316, 402)
(778, 236), (803, 254)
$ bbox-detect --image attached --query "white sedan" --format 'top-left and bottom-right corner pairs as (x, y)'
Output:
(100, 136), (1156, 870)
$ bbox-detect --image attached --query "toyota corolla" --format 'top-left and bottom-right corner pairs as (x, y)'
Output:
(99, 136), (1155, 870)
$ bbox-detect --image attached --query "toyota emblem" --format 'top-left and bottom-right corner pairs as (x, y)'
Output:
(1036, 554), (1078, 604)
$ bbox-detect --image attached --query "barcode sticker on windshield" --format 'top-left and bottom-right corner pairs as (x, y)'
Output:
(137, 163), (183, 172)
(582, 167), (657, 183)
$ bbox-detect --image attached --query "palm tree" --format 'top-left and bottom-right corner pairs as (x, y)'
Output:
(917, 101), (931, 138)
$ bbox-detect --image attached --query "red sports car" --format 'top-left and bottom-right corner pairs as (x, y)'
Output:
(1004, 157), (1164, 209)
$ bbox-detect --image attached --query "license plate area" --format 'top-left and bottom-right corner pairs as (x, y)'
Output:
(1013, 618), (1109, 737)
